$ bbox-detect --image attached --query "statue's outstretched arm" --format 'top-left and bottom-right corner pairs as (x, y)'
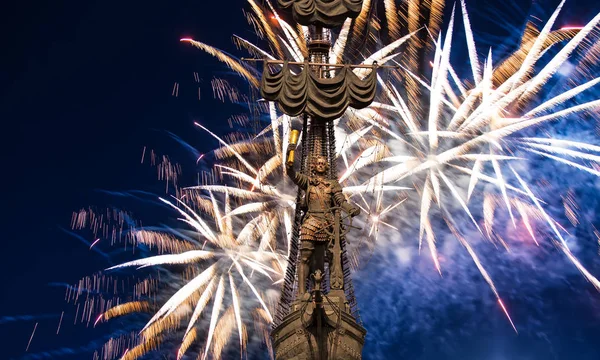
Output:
(286, 161), (309, 190)
(332, 182), (360, 217)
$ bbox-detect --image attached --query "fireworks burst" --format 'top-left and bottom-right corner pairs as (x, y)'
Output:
(360, 0), (600, 305)
(72, 192), (284, 360)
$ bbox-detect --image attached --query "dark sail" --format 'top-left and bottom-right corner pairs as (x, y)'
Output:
(278, 0), (363, 28)
(261, 61), (377, 122)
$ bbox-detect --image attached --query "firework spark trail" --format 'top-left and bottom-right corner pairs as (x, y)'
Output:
(202, 276), (225, 360)
(56, 312), (64, 335)
(498, 299), (518, 333)
(26, 322), (38, 352)
(89, 238), (100, 249)
(445, 218), (519, 332)
(460, 0), (482, 84)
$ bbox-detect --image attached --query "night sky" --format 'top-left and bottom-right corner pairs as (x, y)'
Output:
(1, 0), (599, 359)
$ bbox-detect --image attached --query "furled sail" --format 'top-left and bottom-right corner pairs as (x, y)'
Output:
(261, 61), (377, 122)
(278, 0), (363, 28)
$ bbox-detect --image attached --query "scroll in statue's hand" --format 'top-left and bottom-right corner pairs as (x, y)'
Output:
(285, 149), (295, 168)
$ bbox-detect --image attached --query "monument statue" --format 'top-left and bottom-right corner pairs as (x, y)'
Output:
(255, 0), (380, 358)
(286, 153), (360, 301)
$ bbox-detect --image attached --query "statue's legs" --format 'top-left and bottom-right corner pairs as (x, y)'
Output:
(298, 216), (329, 299)
(299, 240), (314, 297)
(312, 242), (326, 280)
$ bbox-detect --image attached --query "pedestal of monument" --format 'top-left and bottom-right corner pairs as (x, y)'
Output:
(272, 293), (366, 360)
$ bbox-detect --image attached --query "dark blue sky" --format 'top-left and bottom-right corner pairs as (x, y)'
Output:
(1, 0), (599, 359)
(0, 1), (251, 357)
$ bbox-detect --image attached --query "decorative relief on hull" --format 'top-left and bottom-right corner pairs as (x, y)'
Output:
(272, 308), (366, 360)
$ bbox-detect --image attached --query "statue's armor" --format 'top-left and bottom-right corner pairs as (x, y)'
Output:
(301, 178), (335, 242)
(288, 170), (351, 245)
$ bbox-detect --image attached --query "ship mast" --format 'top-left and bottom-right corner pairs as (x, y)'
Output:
(258, 1), (379, 359)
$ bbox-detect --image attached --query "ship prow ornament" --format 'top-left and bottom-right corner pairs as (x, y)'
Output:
(257, 1), (378, 359)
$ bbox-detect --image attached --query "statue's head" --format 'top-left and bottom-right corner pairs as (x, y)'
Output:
(311, 155), (329, 175)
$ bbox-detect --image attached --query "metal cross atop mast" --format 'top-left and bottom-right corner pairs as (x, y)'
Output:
(256, 1), (379, 359)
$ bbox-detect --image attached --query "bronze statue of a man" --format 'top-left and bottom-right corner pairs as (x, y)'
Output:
(286, 154), (360, 299)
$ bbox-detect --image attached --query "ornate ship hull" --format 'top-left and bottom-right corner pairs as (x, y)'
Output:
(272, 300), (366, 360)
